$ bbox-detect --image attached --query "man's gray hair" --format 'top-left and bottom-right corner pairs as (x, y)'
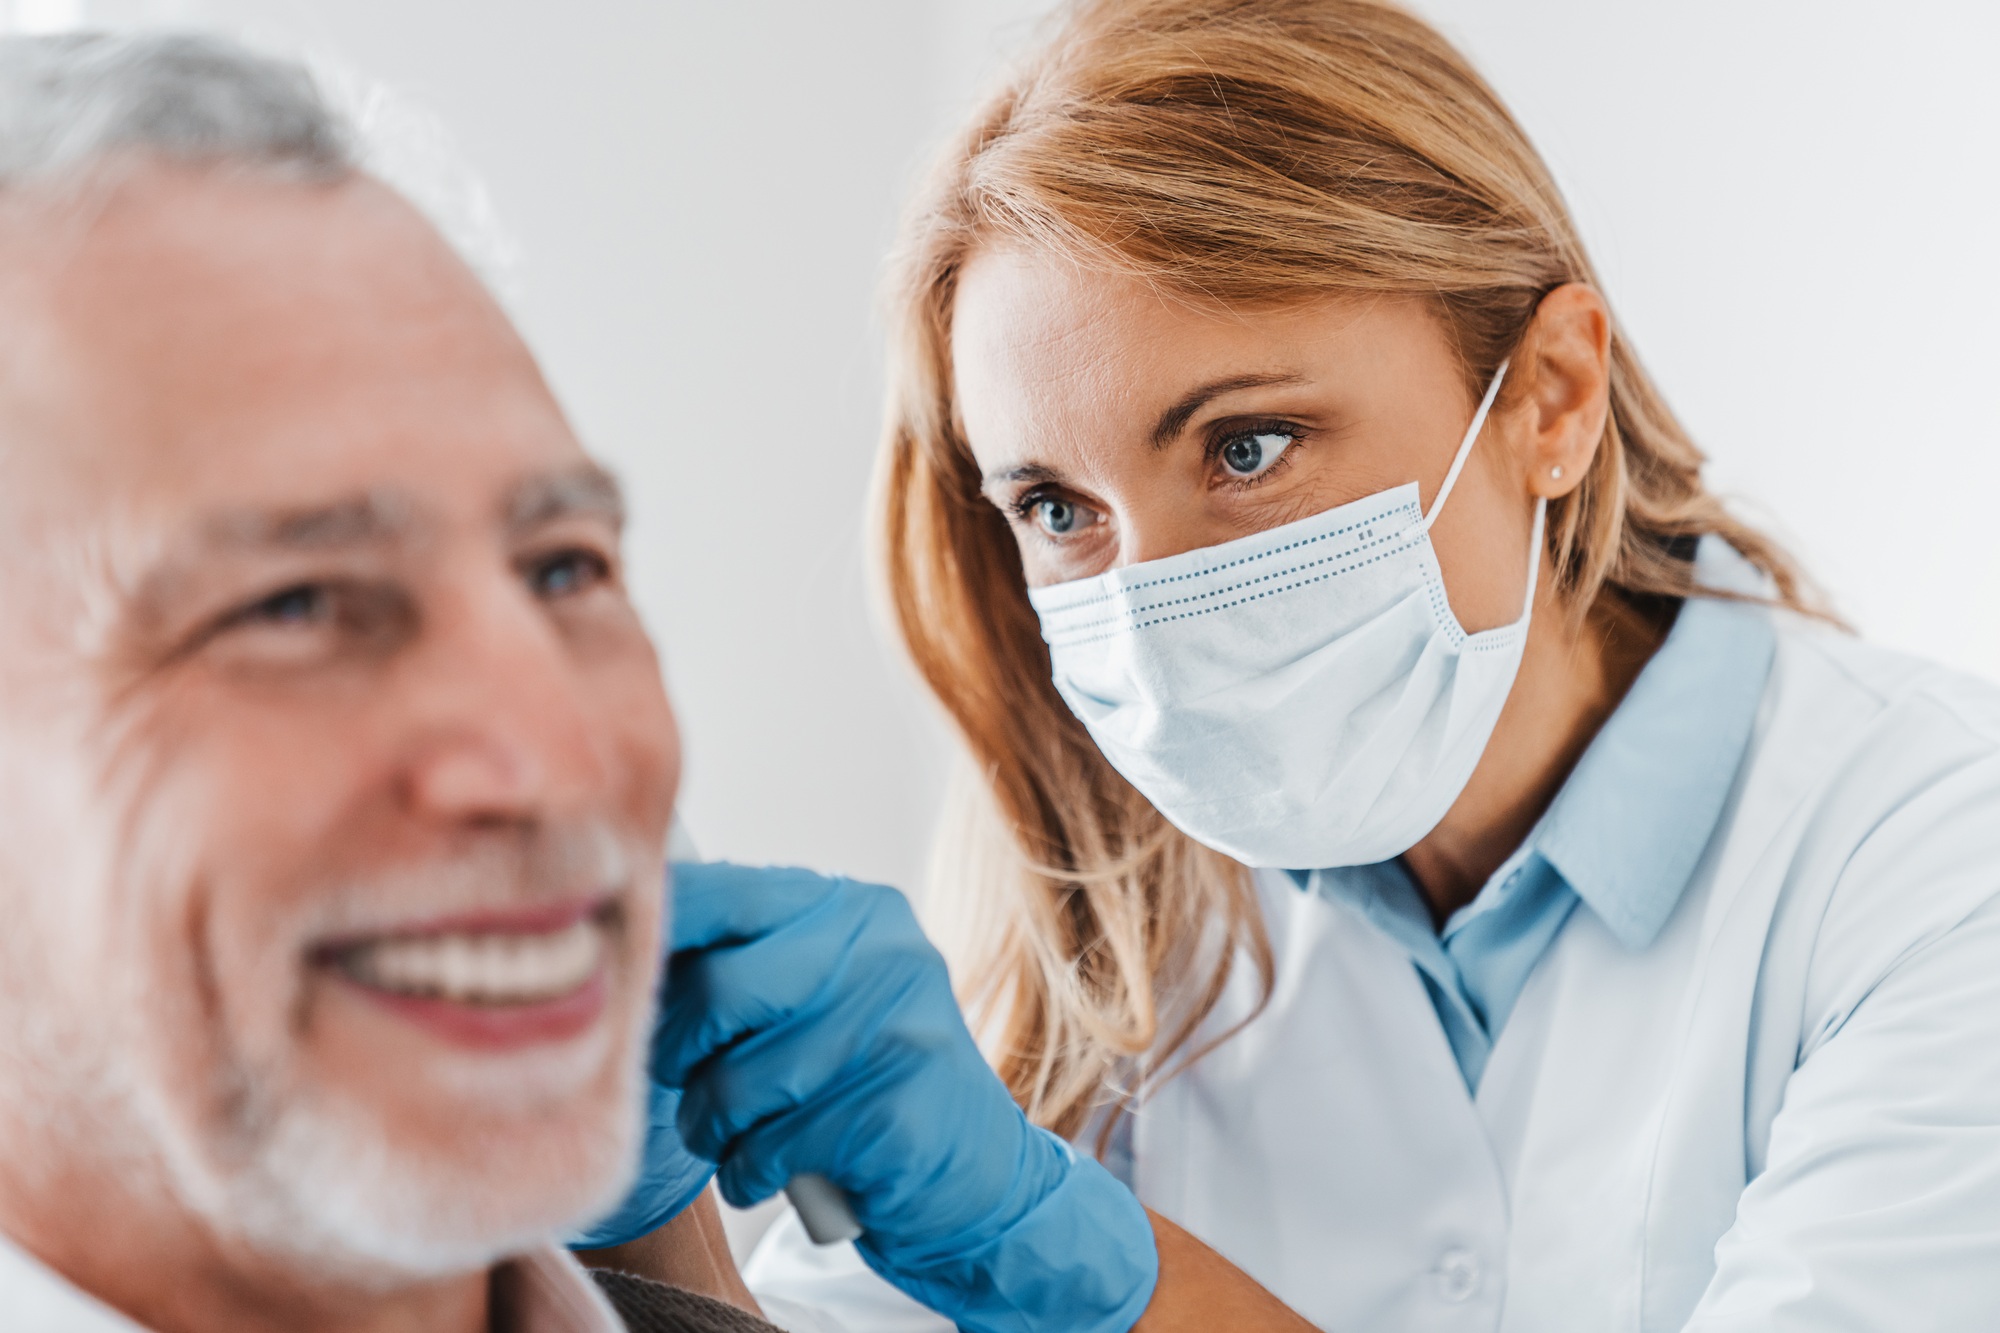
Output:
(0, 31), (352, 186)
(0, 30), (517, 284)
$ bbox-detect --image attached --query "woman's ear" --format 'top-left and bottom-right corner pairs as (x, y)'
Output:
(1512, 283), (1611, 499)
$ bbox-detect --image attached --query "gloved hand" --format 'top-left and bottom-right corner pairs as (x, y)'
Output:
(566, 1078), (715, 1250)
(656, 861), (1158, 1333)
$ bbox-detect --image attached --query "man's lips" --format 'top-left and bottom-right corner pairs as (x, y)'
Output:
(314, 898), (619, 1050)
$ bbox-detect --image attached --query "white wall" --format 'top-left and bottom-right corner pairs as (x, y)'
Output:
(14, 0), (1997, 895)
(1411, 0), (2000, 679)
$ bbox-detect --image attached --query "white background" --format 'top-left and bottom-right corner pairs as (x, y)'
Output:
(14, 0), (1997, 897)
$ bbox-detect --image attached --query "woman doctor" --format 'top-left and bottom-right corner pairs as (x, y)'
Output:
(580, 1), (2000, 1328)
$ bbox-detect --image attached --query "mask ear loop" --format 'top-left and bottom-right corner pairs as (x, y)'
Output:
(1422, 359), (1509, 532)
(1518, 495), (1547, 620)
(1422, 359), (1544, 625)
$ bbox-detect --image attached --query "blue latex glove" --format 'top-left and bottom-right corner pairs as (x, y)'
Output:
(656, 861), (1158, 1333)
(567, 1076), (715, 1249)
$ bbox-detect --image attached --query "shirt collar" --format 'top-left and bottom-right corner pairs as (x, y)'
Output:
(0, 1228), (621, 1333)
(0, 1228), (146, 1332)
(1531, 537), (1776, 949)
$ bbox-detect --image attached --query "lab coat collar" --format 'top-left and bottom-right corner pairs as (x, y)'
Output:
(1532, 537), (1777, 950)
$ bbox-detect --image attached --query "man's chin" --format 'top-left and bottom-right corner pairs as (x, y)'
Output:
(188, 1074), (647, 1288)
(138, 979), (651, 1290)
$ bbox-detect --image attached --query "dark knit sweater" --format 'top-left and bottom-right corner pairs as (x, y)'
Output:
(588, 1268), (786, 1333)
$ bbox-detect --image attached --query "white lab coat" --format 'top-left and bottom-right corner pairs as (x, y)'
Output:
(746, 612), (2000, 1331)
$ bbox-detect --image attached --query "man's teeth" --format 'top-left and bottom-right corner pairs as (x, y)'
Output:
(337, 920), (605, 1005)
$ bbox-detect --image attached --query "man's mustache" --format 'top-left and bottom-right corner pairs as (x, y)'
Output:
(293, 822), (642, 944)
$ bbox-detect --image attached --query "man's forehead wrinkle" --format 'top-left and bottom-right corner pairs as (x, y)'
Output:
(506, 465), (624, 532)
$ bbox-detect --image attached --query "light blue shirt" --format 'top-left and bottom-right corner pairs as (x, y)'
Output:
(1300, 577), (1777, 1090)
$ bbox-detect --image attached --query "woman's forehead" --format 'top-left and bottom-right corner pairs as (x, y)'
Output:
(951, 249), (1440, 461)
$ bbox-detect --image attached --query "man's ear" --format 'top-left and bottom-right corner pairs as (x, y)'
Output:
(1511, 283), (1612, 500)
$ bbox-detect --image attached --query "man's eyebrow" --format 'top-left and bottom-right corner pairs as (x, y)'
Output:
(1151, 371), (1308, 448)
(205, 491), (414, 549)
(506, 465), (626, 533)
(123, 492), (416, 628)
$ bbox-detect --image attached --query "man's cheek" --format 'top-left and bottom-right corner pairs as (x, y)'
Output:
(601, 677), (674, 1012)
(605, 680), (680, 843)
(106, 744), (322, 1108)
(116, 840), (291, 1129)
(0, 707), (139, 949)
(575, 620), (678, 809)
(620, 855), (667, 1001)
(195, 707), (383, 856)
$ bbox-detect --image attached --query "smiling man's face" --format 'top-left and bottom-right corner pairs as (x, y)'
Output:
(0, 164), (679, 1279)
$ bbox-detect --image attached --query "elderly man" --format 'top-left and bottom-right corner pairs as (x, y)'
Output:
(0, 32), (777, 1333)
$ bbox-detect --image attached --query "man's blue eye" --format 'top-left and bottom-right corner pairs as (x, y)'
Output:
(1035, 498), (1080, 536)
(252, 586), (325, 624)
(1220, 430), (1295, 478)
(534, 552), (604, 597)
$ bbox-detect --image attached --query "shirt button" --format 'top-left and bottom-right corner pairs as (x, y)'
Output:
(1433, 1248), (1481, 1302)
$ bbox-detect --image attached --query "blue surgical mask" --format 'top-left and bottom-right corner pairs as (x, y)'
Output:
(1029, 364), (1540, 868)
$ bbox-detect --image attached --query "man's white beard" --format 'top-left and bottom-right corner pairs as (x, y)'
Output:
(145, 1033), (649, 1286)
(105, 825), (656, 1288)
(0, 940), (647, 1289)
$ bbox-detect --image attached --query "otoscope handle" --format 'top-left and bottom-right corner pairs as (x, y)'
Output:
(785, 1173), (863, 1245)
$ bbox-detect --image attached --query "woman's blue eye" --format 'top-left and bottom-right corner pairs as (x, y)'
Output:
(1034, 498), (1081, 536)
(1220, 430), (1295, 479)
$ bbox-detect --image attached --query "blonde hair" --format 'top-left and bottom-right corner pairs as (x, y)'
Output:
(877, 0), (1810, 1140)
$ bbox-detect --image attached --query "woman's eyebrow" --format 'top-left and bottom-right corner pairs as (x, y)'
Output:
(981, 462), (1066, 492)
(1151, 372), (1307, 447)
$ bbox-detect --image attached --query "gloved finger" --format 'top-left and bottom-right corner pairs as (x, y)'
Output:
(668, 861), (852, 952)
(713, 1064), (1036, 1237)
(706, 1063), (936, 1214)
(656, 879), (939, 1085)
(653, 880), (891, 1084)
(672, 966), (942, 1161)
(708, 1093), (855, 1210)
(651, 925), (853, 1086)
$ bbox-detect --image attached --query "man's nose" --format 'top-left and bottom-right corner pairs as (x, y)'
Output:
(397, 575), (607, 826)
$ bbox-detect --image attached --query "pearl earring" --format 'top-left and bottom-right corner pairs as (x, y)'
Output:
(1550, 465), (1564, 480)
